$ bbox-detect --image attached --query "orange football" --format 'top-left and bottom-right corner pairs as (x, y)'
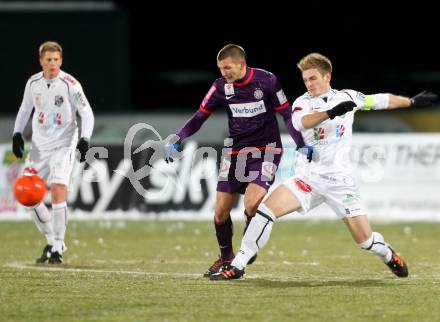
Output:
(13, 175), (47, 207)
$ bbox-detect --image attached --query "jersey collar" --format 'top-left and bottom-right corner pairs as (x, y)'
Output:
(43, 70), (62, 83)
(317, 88), (336, 101)
(317, 88), (332, 98)
(233, 67), (254, 87)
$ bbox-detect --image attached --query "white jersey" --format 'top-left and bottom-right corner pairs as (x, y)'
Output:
(14, 70), (94, 151)
(291, 88), (389, 176)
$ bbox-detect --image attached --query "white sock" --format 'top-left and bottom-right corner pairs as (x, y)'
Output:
(232, 203), (276, 270)
(28, 202), (54, 246)
(358, 231), (392, 263)
(52, 202), (68, 254)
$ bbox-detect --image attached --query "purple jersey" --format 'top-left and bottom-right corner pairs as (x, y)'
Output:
(177, 67), (304, 151)
(199, 67), (289, 150)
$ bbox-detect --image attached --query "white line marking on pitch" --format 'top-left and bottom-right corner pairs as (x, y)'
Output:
(4, 261), (200, 278)
(5, 262), (440, 282)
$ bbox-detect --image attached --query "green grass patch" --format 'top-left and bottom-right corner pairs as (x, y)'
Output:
(0, 220), (439, 322)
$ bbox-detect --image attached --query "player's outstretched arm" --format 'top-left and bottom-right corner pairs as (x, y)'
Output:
(387, 94), (412, 109)
(387, 90), (438, 109)
(164, 109), (211, 163)
(176, 109), (210, 141)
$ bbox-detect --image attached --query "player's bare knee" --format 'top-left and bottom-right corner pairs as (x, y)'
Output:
(263, 197), (286, 217)
(51, 183), (67, 204)
(214, 206), (231, 223)
(51, 183), (66, 191)
(355, 232), (373, 245)
(244, 201), (259, 217)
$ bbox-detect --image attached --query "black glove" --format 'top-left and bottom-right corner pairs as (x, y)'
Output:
(410, 90), (438, 107)
(326, 101), (356, 119)
(12, 132), (24, 158)
(76, 137), (89, 163)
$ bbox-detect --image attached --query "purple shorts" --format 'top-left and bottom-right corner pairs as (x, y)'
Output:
(216, 149), (282, 194)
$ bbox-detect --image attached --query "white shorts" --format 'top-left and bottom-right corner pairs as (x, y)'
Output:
(24, 146), (76, 186)
(283, 172), (365, 218)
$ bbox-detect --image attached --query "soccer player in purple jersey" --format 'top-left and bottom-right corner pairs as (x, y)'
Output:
(165, 44), (310, 277)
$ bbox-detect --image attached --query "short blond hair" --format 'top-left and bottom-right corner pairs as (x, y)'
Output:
(297, 52), (332, 75)
(39, 41), (62, 57)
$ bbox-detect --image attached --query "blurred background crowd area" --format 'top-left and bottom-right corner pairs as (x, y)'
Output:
(0, 0), (439, 145)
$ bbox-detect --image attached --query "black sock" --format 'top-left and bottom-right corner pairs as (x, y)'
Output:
(214, 216), (234, 260)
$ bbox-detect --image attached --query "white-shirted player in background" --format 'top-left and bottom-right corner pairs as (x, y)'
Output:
(211, 52), (437, 280)
(12, 41), (94, 264)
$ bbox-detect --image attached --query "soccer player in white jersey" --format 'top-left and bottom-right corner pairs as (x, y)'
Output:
(12, 41), (94, 264)
(211, 52), (437, 280)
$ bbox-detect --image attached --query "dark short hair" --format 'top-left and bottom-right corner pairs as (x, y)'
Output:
(217, 44), (246, 62)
